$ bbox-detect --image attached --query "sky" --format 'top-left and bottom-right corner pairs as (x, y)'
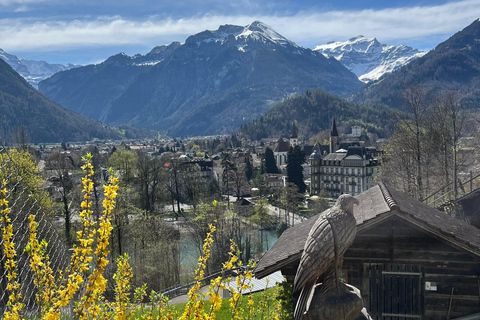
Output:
(0, 0), (479, 65)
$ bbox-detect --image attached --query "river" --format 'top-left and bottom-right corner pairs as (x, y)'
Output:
(179, 229), (278, 274)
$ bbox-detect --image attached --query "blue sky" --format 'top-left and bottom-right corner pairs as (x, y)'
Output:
(0, 0), (478, 65)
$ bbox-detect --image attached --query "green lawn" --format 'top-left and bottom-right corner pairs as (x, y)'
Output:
(133, 288), (279, 319)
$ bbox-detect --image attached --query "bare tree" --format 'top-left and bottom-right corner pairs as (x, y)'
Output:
(280, 183), (302, 227)
(162, 153), (184, 218)
(232, 163), (248, 200)
(11, 125), (30, 151)
(137, 153), (164, 212)
(46, 151), (74, 245)
(400, 85), (431, 199)
(381, 88), (470, 202)
(221, 152), (236, 206)
(180, 163), (207, 213)
(429, 91), (467, 198)
(128, 216), (181, 291)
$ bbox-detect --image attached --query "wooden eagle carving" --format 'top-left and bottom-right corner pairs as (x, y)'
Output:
(294, 194), (359, 320)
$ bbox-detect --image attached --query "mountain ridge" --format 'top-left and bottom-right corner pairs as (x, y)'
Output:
(0, 48), (78, 88)
(237, 89), (396, 141)
(38, 21), (363, 136)
(352, 19), (480, 109)
(314, 36), (425, 83)
(0, 59), (122, 143)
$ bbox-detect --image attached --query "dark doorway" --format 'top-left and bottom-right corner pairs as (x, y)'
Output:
(368, 263), (423, 320)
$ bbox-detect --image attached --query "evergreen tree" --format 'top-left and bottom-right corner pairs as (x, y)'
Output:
(286, 145), (306, 193)
(264, 147), (279, 174)
(221, 151), (236, 207)
(245, 157), (253, 181)
(252, 174), (269, 198)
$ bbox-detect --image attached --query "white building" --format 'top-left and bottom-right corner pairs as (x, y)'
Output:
(352, 125), (362, 137)
(273, 121), (298, 167)
(310, 119), (380, 198)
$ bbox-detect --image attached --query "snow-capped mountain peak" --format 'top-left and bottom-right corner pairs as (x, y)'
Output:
(314, 36), (426, 83)
(318, 36), (380, 54)
(0, 48), (78, 88)
(239, 21), (296, 46)
(185, 21), (299, 49)
(94, 21), (305, 69)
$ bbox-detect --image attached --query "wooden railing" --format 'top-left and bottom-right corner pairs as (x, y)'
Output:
(160, 268), (237, 300)
(422, 172), (480, 208)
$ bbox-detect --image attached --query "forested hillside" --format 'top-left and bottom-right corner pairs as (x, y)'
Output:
(238, 89), (395, 141)
(0, 59), (123, 143)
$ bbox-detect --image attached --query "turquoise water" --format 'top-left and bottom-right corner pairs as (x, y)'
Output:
(180, 229), (278, 271)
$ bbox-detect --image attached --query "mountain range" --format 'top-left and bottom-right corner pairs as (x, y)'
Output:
(0, 49), (77, 88)
(352, 19), (480, 109)
(38, 21), (363, 137)
(0, 58), (122, 143)
(314, 36), (426, 83)
(239, 19), (480, 140)
(2, 19), (479, 141)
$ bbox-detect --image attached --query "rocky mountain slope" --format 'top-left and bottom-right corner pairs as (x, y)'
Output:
(314, 36), (425, 83)
(0, 49), (77, 88)
(352, 19), (480, 109)
(38, 21), (363, 137)
(0, 59), (121, 143)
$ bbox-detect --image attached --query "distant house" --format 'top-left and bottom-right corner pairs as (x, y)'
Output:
(255, 183), (480, 319)
(264, 173), (284, 189)
(189, 157), (214, 179)
(352, 125), (362, 137)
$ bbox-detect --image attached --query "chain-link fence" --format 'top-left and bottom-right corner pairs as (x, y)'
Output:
(0, 152), (70, 317)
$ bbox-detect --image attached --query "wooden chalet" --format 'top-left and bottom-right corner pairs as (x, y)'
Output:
(255, 183), (480, 320)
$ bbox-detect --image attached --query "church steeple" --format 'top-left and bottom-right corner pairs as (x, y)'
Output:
(290, 121), (298, 147)
(330, 117), (339, 153)
(291, 121), (298, 138)
(331, 117), (339, 137)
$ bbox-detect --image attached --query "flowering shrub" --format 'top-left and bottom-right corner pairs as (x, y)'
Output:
(1, 179), (24, 320)
(1, 153), (279, 319)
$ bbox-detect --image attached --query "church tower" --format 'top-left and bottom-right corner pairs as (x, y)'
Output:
(330, 117), (339, 153)
(290, 121), (298, 147)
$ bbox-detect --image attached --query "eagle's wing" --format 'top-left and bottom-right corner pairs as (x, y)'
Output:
(293, 208), (338, 292)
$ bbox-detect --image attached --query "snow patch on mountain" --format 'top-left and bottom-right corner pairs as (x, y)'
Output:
(133, 60), (164, 66)
(314, 36), (426, 83)
(237, 21), (298, 47)
(188, 21), (299, 50)
(0, 48), (78, 88)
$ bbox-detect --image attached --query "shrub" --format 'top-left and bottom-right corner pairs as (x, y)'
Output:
(1, 154), (280, 319)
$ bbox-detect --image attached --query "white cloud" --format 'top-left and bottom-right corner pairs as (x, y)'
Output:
(0, 0), (47, 5)
(0, 0), (479, 52)
(272, 0), (480, 44)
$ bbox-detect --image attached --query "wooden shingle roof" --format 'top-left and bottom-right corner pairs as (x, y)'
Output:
(254, 183), (480, 279)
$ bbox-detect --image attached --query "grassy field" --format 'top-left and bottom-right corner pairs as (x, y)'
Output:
(132, 288), (279, 319)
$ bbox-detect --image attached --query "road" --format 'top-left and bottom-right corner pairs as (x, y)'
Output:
(224, 195), (305, 226)
(266, 204), (304, 226)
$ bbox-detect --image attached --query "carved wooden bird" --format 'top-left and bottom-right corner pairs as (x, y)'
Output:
(293, 194), (359, 320)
